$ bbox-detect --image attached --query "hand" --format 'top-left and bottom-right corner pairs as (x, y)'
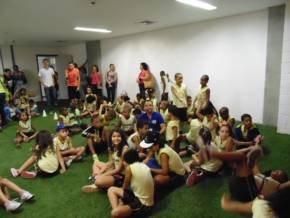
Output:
(23, 136), (29, 142)
(60, 168), (66, 174)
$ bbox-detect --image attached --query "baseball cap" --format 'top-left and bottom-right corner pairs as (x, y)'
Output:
(56, 124), (68, 132)
(140, 131), (162, 149)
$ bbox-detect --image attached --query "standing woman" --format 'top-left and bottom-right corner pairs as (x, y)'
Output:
(105, 64), (118, 103)
(66, 62), (80, 102)
(90, 65), (102, 98)
(12, 65), (27, 95)
(136, 62), (151, 99)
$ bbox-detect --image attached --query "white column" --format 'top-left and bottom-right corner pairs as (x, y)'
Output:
(277, 0), (290, 133)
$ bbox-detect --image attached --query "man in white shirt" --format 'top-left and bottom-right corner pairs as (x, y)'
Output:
(38, 59), (56, 111)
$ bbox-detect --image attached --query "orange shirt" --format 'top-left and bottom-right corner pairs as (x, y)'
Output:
(67, 68), (80, 87)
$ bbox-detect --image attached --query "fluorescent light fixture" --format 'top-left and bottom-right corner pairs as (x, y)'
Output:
(74, 26), (112, 33)
(176, 0), (217, 10)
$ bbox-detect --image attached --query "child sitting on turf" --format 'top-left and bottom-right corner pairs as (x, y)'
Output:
(119, 107), (136, 137)
(5, 100), (21, 121)
(0, 177), (34, 212)
(166, 106), (180, 151)
(141, 131), (186, 186)
(127, 120), (149, 151)
(11, 130), (66, 179)
(82, 116), (106, 161)
(80, 87), (98, 118)
(133, 93), (145, 108)
(214, 124), (234, 152)
(28, 99), (40, 117)
(54, 125), (85, 166)
(186, 96), (195, 119)
(58, 107), (82, 135)
(115, 95), (126, 114)
(16, 88), (30, 112)
(147, 89), (158, 112)
(82, 130), (129, 192)
(218, 107), (235, 129)
(159, 100), (169, 123)
(14, 112), (38, 147)
(101, 108), (121, 145)
(107, 149), (154, 218)
(234, 114), (262, 149)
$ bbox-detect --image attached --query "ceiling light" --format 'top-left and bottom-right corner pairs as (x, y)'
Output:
(74, 27), (112, 33)
(176, 0), (217, 10)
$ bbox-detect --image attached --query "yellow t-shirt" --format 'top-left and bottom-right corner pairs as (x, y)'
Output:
(200, 143), (223, 172)
(166, 120), (180, 141)
(254, 174), (280, 198)
(0, 76), (5, 93)
(37, 148), (59, 173)
(252, 198), (277, 218)
(186, 119), (203, 144)
(53, 136), (72, 151)
(194, 86), (209, 109)
(156, 145), (185, 176)
(214, 136), (232, 152)
(160, 108), (169, 123)
(130, 162), (154, 207)
(19, 119), (32, 133)
(171, 83), (187, 108)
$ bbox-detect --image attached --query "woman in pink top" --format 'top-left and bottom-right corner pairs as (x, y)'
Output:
(136, 62), (150, 99)
(90, 65), (102, 97)
(66, 62), (80, 101)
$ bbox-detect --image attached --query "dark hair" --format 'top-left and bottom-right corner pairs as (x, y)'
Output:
(133, 108), (142, 116)
(60, 107), (68, 114)
(140, 62), (149, 71)
(136, 120), (149, 130)
(160, 71), (165, 76)
(68, 61), (74, 65)
(13, 65), (19, 70)
(199, 127), (212, 145)
(219, 107), (229, 116)
(20, 112), (29, 120)
(168, 105), (179, 118)
(187, 96), (192, 100)
(124, 149), (139, 164)
(201, 74), (209, 81)
(174, 72), (182, 79)
(241, 114), (252, 122)
(4, 68), (11, 73)
(219, 124), (233, 137)
(93, 65), (99, 72)
(73, 63), (78, 68)
(34, 130), (54, 161)
(108, 129), (127, 157)
(28, 99), (35, 104)
(42, 58), (49, 63)
(266, 187), (290, 218)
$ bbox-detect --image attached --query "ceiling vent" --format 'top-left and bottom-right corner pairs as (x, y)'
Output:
(137, 20), (157, 25)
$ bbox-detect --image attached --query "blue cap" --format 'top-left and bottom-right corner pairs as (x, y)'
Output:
(56, 124), (67, 132)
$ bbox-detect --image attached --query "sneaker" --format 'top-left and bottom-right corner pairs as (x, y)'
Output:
(247, 146), (263, 169)
(81, 184), (99, 193)
(92, 154), (99, 162)
(20, 171), (37, 179)
(4, 200), (22, 212)
(10, 168), (19, 177)
(186, 169), (204, 187)
(66, 159), (73, 167)
(20, 191), (35, 202)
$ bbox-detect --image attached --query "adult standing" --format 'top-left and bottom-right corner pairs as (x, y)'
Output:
(78, 61), (89, 100)
(136, 62), (154, 99)
(3, 68), (14, 94)
(66, 62), (80, 102)
(0, 74), (7, 130)
(90, 65), (102, 98)
(105, 64), (118, 103)
(38, 59), (57, 112)
(12, 65), (27, 94)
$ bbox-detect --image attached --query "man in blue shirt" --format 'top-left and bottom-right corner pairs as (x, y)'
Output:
(138, 100), (166, 134)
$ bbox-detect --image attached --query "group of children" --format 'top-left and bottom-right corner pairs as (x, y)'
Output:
(1, 71), (290, 218)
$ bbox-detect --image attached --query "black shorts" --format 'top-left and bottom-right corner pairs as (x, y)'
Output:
(85, 140), (107, 154)
(176, 107), (187, 122)
(18, 131), (35, 137)
(113, 174), (125, 187)
(229, 174), (259, 202)
(122, 189), (152, 216)
(68, 86), (80, 99)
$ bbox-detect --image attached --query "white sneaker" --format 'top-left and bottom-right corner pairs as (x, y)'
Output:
(20, 191), (34, 202)
(4, 200), (22, 212)
(65, 159), (73, 167)
(10, 168), (19, 177)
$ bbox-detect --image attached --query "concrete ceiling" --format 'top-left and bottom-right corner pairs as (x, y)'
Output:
(0, 0), (286, 45)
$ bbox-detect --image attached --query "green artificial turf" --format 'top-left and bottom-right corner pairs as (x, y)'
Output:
(0, 115), (290, 218)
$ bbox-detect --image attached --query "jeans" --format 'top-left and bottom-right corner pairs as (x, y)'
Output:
(0, 93), (6, 126)
(44, 86), (56, 110)
(106, 82), (116, 103)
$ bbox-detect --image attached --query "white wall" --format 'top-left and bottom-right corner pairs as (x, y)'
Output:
(59, 43), (87, 65)
(277, 0), (290, 133)
(101, 10), (268, 123)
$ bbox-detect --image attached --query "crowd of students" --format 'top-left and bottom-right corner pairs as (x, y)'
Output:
(0, 61), (290, 218)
